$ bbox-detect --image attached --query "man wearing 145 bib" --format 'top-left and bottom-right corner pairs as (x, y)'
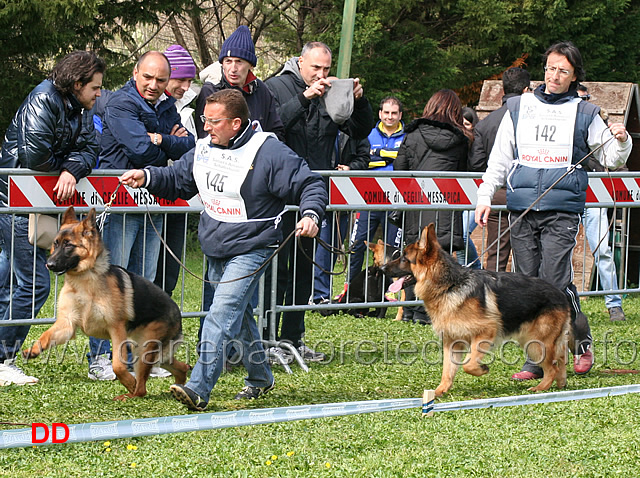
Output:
(119, 90), (327, 410)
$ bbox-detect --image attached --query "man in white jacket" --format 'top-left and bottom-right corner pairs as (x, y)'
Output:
(475, 41), (631, 380)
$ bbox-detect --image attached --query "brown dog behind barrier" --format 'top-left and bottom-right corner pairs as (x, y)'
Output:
(23, 207), (190, 401)
(382, 224), (570, 397)
(368, 239), (404, 321)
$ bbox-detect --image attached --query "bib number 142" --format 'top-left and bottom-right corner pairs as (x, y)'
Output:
(534, 124), (556, 142)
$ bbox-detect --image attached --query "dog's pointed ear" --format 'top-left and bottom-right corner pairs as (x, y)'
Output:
(83, 208), (97, 229)
(62, 206), (78, 225)
(418, 225), (430, 250)
(426, 223), (439, 250)
(367, 241), (376, 252)
(377, 239), (384, 246)
(418, 223), (439, 253)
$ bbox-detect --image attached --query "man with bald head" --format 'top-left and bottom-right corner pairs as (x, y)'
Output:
(88, 51), (195, 381)
(264, 42), (373, 363)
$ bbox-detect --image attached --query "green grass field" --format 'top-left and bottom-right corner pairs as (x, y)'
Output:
(1, 259), (640, 477)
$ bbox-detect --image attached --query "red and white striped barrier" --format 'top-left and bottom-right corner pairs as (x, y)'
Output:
(330, 176), (640, 206)
(9, 174), (640, 209)
(8, 176), (202, 210)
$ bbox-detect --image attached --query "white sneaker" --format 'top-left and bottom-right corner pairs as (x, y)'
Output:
(150, 366), (171, 378)
(0, 358), (39, 385)
(130, 366), (172, 378)
(88, 354), (116, 381)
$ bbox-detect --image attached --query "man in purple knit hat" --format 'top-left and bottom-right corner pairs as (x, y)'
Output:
(153, 45), (198, 299)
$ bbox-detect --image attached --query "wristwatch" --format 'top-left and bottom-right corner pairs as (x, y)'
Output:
(302, 211), (319, 226)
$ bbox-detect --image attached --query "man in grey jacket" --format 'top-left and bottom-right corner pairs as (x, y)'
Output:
(264, 42), (373, 363)
(475, 41), (631, 380)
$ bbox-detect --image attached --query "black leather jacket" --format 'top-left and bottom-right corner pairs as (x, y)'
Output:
(0, 79), (98, 205)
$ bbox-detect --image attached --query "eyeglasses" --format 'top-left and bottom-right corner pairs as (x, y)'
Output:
(579, 94), (591, 101)
(544, 66), (572, 77)
(200, 115), (233, 126)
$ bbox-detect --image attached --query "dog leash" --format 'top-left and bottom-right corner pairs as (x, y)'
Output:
(95, 180), (307, 285)
(96, 181), (123, 232)
(468, 136), (617, 269)
(145, 207), (301, 285)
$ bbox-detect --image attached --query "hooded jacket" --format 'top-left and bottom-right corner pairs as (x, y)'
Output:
(98, 79), (195, 170)
(394, 118), (469, 249)
(0, 79), (97, 205)
(265, 57), (373, 171)
(195, 71), (284, 140)
(142, 124), (327, 259)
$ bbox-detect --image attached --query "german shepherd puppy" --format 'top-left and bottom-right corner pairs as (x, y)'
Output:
(22, 207), (190, 401)
(382, 224), (569, 397)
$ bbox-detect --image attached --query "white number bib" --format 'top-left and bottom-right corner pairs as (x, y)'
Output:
(516, 93), (580, 169)
(193, 132), (274, 222)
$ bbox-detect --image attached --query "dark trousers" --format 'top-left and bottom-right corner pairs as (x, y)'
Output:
(154, 213), (187, 296)
(509, 210), (592, 374)
(262, 211), (314, 345)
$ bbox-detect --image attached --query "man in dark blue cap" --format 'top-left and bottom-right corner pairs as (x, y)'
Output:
(195, 25), (284, 140)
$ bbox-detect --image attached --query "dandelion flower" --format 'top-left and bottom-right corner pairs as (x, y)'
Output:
(265, 460), (272, 466)
(130, 463), (136, 468)
(271, 455), (278, 460)
(286, 451), (295, 457)
(105, 448), (111, 453)
(325, 462), (331, 469)
(103, 441), (111, 447)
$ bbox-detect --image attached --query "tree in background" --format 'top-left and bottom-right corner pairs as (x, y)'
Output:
(2, 0), (640, 134)
(0, 0), (193, 134)
(285, 0), (640, 120)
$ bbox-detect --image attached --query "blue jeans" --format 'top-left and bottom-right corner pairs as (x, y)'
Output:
(88, 212), (163, 363)
(0, 215), (50, 361)
(313, 212), (349, 302)
(583, 208), (622, 309)
(348, 211), (401, 282)
(188, 249), (274, 401)
(457, 210), (481, 269)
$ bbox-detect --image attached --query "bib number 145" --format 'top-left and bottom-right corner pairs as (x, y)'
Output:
(206, 172), (227, 193)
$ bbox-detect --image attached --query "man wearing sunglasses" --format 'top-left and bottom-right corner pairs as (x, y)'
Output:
(475, 41), (632, 381)
(119, 90), (327, 410)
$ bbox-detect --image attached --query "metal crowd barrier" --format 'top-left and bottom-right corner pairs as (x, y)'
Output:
(2, 169), (640, 335)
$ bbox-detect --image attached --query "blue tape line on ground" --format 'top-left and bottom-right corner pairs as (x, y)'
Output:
(2, 384), (638, 449)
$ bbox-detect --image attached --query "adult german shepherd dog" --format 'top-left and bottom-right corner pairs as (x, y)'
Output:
(382, 224), (569, 397)
(23, 207), (190, 401)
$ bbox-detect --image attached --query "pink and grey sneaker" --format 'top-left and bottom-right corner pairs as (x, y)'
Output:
(511, 370), (542, 381)
(573, 349), (594, 375)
